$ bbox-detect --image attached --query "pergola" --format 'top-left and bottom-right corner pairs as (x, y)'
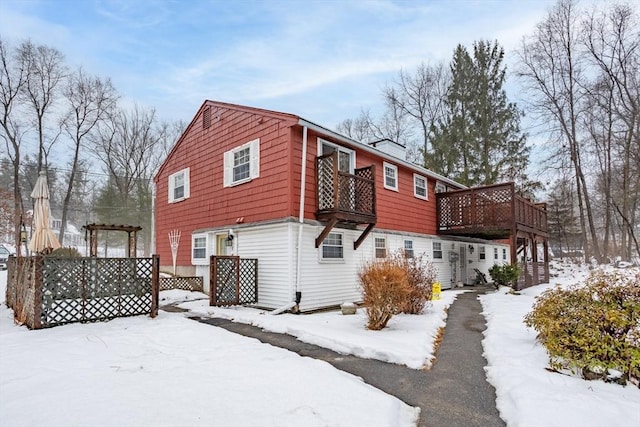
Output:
(82, 223), (143, 258)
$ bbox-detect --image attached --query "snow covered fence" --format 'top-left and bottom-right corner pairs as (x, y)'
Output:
(5, 255), (160, 329)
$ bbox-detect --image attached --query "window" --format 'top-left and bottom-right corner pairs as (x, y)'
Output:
(433, 241), (442, 259)
(192, 235), (207, 262)
(404, 240), (414, 258)
(435, 181), (446, 193)
(52, 219), (62, 229)
(224, 139), (260, 187)
(413, 174), (427, 200)
(479, 246), (486, 260)
(383, 162), (398, 191)
(321, 232), (343, 260)
(503, 248), (507, 260)
(169, 168), (190, 203)
(233, 146), (251, 182)
(374, 237), (387, 258)
(494, 247), (499, 260)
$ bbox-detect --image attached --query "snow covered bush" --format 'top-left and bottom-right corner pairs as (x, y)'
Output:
(390, 250), (437, 314)
(524, 270), (640, 386)
(358, 257), (411, 330)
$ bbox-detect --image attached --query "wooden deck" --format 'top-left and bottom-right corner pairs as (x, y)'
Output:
(436, 182), (549, 290)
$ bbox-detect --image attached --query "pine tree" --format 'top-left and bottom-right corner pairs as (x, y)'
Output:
(430, 40), (531, 189)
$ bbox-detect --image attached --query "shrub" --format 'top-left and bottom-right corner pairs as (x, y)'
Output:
(47, 247), (82, 258)
(489, 263), (520, 288)
(524, 270), (640, 385)
(358, 257), (411, 330)
(390, 250), (437, 314)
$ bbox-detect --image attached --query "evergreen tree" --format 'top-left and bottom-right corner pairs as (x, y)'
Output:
(430, 40), (531, 188)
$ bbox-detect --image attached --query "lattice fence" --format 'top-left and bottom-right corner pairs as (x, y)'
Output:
(317, 154), (336, 211)
(159, 276), (204, 292)
(5, 255), (160, 329)
(210, 256), (258, 306)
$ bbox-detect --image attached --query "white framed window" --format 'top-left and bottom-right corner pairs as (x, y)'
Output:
(374, 237), (387, 258)
(503, 248), (507, 260)
(413, 174), (428, 200)
(192, 234), (207, 264)
(433, 241), (443, 260)
(168, 168), (190, 203)
(383, 162), (398, 191)
(494, 247), (499, 260)
(435, 181), (446, 193)
(479, 246), (486, 260)
(321, 232), (344, 261)
(224, 138), (260, 187)
(404, 240), (414, 258)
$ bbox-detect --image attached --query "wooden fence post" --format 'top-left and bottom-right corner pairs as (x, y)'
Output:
(151, 254), (160, 318)
(33, 255), (43, 329)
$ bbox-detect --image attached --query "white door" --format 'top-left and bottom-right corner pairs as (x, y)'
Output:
(459, 245), (467, 284)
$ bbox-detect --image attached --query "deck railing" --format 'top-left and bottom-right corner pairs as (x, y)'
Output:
(316, 153), (376, 222)
(436, 182), (547, 237)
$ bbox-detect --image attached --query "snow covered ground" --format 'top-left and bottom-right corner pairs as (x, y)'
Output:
(481, 263), (640, 427)
(174, 289), (462, 370)
(0, 271), (418, 427)
(2, 262), (639, 426)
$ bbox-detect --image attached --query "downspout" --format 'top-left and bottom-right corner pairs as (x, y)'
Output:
(271, 125), (307, 315)
(150, 180), (156, 255)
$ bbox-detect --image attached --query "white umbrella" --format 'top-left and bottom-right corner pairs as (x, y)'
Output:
(28, 170), (61, 253)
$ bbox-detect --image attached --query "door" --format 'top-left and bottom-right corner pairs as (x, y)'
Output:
(459, 245), (467, 285)
(321, 141), (355, 210)
(321, 142), (354, 173)
(216, 234), (228, 256)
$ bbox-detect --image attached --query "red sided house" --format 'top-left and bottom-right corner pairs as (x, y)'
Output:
(154, 100), (548, 312)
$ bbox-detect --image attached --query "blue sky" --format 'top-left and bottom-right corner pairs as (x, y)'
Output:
(1, 0), (556, 130)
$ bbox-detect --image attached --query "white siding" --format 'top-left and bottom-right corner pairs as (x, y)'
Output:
(235, 223), (294, 309)
(196, 265), (210, 293)
(197, 221), (511, 311)
(297, 226), (363, 312)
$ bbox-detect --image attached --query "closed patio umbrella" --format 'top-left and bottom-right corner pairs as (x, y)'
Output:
(28, 170), (61, 253)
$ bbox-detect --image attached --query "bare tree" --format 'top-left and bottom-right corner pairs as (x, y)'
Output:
(0, 37), (28, 248)
(335, 105), (413, 157)
(18, 40), (66, 174)
(385, 62), (449, 163)
(517, 0), (603, 262)
(336, 110), (376, 142)
(92, 104), (173, 254)
(583, 3), (640, 260)
(59, 67), (118, 244)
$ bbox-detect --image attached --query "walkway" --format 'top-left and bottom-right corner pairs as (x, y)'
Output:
(188, 286), (504, 427)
